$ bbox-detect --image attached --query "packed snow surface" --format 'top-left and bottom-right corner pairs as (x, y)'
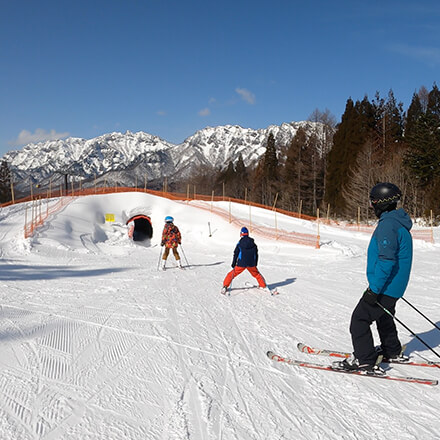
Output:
(0, 192), (439, 439)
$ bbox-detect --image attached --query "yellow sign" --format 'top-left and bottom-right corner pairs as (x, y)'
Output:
(105, 214), (115, 222)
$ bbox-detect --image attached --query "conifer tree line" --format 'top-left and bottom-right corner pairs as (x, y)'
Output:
(326, 84), (440, 220)
(182, 84), (440, 221)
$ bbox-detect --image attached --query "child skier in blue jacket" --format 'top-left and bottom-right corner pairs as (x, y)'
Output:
(221, 227), (268, 294)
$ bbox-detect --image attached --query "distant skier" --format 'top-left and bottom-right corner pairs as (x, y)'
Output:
(160, 216), (182, 270)
(221, 227), (273, 294)
(334, 182), (413, 373)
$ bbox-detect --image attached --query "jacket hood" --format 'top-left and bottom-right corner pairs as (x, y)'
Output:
(239, 236), (255, 249)
(380, 208), (412, 231)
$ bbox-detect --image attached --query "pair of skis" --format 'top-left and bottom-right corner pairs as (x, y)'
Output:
(267, 343), (439, 386)
(221, 285), (278, 296)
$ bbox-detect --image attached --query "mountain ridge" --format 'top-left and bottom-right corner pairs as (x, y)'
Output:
(3, 121), (331, 193)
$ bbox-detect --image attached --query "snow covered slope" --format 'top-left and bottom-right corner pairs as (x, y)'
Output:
(0, 193), (439, 439)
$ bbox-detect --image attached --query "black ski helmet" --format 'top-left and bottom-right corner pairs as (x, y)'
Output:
(369, 182), (401, 206)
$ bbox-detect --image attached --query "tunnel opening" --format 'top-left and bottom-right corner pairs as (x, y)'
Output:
(126, 215), (153, 241)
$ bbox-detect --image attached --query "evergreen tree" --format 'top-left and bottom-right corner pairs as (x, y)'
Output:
(252, 132), (280, 205)
(405, 92), (423, 138)
(427, 83), (440, 121)
(283, 127), (307, 212)
(371, 90), (404, 155)
(263, 132), (278, 180)
(325, 97), (375, 215)
(234, 154), (249, 199)
(0, 160), (12, 203)
(404, 112), (440, 187)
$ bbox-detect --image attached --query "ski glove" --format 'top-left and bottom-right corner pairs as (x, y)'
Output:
(362, 287), (378, 305)
(161, 241), (165, 246)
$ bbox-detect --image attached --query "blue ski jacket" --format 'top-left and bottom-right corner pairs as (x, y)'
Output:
(232, 236), (259, 267)
(367, 208), (413, 298)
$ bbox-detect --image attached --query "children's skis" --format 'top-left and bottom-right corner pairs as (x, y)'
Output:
(221, 282), (278, 296)
(245, 281), (278, 296)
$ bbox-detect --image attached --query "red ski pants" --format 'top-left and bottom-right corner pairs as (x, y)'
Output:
(223, 266), (266, 288)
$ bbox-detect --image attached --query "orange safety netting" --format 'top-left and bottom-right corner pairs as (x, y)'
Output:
(24, 197), (75, 238)
(1, 186), (434, 244)
(187, 200), (320, 248)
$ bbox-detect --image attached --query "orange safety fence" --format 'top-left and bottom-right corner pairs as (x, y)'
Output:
(24, 196), (75, 238)
(341, 223), (434, 243)
(187, 200), (320, 248)
(0, 185), (434, 244)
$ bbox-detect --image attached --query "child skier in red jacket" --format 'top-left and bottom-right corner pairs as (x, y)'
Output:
(160, 216), (182, 270)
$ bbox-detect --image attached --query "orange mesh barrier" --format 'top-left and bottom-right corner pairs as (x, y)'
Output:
(1, 186), (433, 244)
(187, 200), (320, 248)
(340, 223), (434, 243)
(24, 196), (75, 238)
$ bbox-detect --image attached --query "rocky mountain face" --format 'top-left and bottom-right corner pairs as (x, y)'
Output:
(3, 121), (330, 194)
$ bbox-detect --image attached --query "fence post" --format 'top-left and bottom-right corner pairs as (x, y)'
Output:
(24, 205), (28, 237)
(10, 178), (15, 204)
(272, 193), (279, 211)
(316, 208), (321, 249)
(249, 203), (252, 232)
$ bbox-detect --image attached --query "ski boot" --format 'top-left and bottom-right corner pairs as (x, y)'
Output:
(332, 354), (385, 375)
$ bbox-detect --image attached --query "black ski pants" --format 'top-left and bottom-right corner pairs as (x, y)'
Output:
(350, 294), (401, 366)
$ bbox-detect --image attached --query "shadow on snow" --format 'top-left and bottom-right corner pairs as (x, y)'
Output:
(0, 263), (130, 281)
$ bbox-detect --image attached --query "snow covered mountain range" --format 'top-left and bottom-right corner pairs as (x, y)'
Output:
(3, 121), (329, 194)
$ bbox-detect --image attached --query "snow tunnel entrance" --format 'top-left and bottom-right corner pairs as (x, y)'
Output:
(126, 215), (153, 241)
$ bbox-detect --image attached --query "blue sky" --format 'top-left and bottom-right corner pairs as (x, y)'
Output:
(1, 0), (439, 156)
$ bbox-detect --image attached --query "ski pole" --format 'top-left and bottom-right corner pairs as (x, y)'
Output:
(157, 247), (163, 271)
(179, 244), (190, 267)
(402, 297), (440, 332)
(376, 301), (440, 362)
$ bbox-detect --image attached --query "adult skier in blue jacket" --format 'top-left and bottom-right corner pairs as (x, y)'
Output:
(335, 183), (413, 373)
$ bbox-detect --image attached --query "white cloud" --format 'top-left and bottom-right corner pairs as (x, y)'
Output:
(235, 88), (256, 105)
(157, 110), (166, 116)
(199, 108), (211, 116)
(388, 43), (440, 66)
(11, 128), (70, 146)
